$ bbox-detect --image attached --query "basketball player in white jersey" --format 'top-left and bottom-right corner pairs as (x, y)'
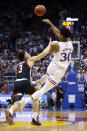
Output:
(18, 19), (73, 113)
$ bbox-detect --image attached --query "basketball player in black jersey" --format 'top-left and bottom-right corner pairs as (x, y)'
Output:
(5, 51), (41, 126)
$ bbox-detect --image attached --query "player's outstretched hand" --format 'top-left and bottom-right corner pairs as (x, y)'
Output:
(42, 19), (52, 25)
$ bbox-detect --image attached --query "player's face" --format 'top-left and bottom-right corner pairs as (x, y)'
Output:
(24, 52), (31, 59)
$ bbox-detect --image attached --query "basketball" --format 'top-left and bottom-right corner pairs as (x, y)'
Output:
(34, 5), (46, 16)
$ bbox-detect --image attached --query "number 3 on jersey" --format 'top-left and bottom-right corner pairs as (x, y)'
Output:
(60, 52), (72, 61)
(18, 65), (23, 73)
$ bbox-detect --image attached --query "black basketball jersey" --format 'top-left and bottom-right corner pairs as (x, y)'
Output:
(16, 59), (31, 80)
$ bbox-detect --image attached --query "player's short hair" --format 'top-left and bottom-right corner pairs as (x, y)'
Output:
(60, 26), (72, 38)
(18, 51), (25, 61)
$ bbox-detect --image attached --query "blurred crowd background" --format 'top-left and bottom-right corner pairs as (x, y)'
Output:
(0, 0), (87, 95)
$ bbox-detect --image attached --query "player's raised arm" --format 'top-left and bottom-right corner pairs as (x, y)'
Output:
(42, 19), (60, 38)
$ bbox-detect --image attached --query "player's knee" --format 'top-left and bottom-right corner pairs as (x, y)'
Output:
(32, 92), (40, 100)
(32, 95), (39, 101)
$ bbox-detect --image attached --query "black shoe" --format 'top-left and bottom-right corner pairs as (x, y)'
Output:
(31, 118), (41, 126)
(5, 111), (14, 125)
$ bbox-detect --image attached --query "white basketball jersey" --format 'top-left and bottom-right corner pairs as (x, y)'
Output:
(51, 41), (73, 69)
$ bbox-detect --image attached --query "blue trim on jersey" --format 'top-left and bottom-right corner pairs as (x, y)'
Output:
(48, 77), (57, 85)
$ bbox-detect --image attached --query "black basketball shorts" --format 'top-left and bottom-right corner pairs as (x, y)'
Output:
(12, 80), (36, 102)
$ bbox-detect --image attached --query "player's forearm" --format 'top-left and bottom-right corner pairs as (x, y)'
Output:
(50, 23), (60, 37)
(46, 20), (60, 37)
(30, 45), (51, 62)
(30, 53), (46, 62)
(42, 19), (60, 37)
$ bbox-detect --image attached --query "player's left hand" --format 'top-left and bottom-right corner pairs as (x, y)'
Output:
(24, 52), (31, 59)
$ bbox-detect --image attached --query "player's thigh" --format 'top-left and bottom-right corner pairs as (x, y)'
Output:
(23, 81), (36, 95)
(54, 68), (65, 79)
(49, 68), (66, 84)
(47, 62), (57, 75)
(12, 81), (24, 102)
(13, 81), (23, 94)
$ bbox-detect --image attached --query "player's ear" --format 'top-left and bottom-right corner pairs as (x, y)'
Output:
(49, 37), (52, 45)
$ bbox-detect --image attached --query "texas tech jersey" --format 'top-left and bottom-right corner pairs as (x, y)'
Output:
(16, 59), (31, 80)
(51, 40), (73, 69)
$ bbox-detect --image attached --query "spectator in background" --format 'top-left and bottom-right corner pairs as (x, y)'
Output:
(40, 97), (47, 109)
(0, 82), (4, 93)
(0, 82), (7, 93)
(57, 86), (64, 109)
(3, 83), (8, 93)
(52, 90), (57, 109)
(77, 69), (85, 83)
(84, 88), (87, 108)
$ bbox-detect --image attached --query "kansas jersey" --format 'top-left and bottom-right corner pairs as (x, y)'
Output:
(16, 59), (31, 80)
(50, 40), (73, 69)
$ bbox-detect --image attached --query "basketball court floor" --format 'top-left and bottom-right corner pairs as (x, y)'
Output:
(0, 108), (87, 131)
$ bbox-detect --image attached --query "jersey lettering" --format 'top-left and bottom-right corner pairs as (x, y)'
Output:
(18, 64), (23, 73)
(60, 52), (72, 61)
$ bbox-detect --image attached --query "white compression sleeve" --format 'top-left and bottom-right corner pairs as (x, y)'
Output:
(21, 77), (57, 107)
(32, 79), (56, 100)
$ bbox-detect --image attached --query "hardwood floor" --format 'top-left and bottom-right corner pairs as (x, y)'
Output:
(0, 108), (87, 131)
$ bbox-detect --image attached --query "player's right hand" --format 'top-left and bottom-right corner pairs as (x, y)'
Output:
(42, 19), (52, 25)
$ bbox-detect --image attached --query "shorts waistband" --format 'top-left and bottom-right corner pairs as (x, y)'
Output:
(15, 78), (28, 81)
